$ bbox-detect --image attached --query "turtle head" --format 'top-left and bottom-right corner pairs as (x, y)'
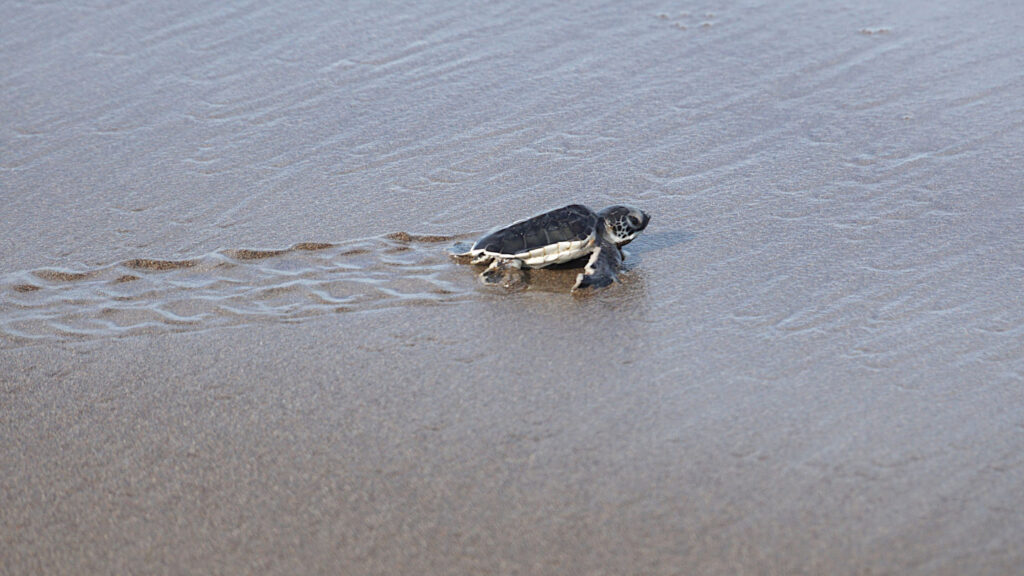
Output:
(598, 205), (650, 247)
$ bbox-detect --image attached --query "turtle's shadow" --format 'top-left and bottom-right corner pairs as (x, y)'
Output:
(617, 229), (693, 267)
(629, 229), (695, 255)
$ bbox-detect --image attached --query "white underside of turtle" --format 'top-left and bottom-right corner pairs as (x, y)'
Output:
(471, 235), (596, 268)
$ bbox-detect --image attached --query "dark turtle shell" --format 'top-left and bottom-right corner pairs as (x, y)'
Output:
(472, 204), (598, 255)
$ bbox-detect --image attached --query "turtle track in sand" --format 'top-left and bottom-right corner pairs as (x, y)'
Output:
(0, 233), (481, 345)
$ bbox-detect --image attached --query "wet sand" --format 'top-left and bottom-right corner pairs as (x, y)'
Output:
(3, 0), (1024, 574)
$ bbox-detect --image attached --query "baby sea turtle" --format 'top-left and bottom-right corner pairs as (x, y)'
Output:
(452, 204), (650, 291)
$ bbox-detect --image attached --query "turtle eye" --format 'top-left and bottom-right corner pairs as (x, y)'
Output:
(627, 216), (639, 228)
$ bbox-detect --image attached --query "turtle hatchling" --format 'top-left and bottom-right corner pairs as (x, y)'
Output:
(452, 204), (650, 291)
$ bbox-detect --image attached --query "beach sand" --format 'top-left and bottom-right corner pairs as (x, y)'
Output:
(3, 0), (1023, 574)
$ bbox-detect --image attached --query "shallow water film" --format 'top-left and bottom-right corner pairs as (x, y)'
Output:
(2, 0), (1023, 574)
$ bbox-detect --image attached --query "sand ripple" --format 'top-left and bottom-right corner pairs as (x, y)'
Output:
(0, 234), (476, 343)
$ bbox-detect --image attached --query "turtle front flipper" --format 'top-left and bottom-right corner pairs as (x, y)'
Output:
(572, 238), (622, 291)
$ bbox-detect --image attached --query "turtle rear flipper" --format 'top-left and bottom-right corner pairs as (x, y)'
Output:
(448, 241), (476, 263)
(480, 258), (527, 290)
(572, 238), (622, 291)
